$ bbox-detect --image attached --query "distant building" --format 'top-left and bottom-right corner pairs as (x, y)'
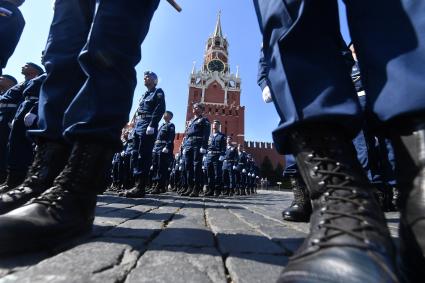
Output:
(173, 12), (283, 170)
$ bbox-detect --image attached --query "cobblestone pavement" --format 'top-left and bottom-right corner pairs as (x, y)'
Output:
(0, 190), (400, 283)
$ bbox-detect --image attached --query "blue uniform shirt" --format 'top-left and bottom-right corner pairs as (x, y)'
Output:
(153, 122), (175, 153)
(0, 1), (25, 70)
(14, 74), (46, 121)
(223, 145), (237, 170)
(237, 151), (248, 172)
(185, 116), (211, 149)
(207, 132), (226, 155)
(136, 88), (165, 128)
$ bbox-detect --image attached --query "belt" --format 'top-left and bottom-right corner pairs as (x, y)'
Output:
(238, 163), (245, 165)
(0, 103), (17, 109)
(208, 150), (221, 154)
(155, 140), (167, 144)
(188, 136), (203, 141)
(25, 97), (38, 101)
(137, 113), (153, 118)
(225, 159), (236, 162)
(357, 90), (366, 97)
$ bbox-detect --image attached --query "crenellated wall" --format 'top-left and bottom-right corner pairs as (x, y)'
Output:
(244, 141), (284, 169)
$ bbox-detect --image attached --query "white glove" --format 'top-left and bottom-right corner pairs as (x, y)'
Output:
(120, 151), (125, 157)
(233, 166), (237, 170)
(248, 173), (251, 177)
(262, 86), (273, 103)
(202, 166), (205, 170)
(199, 148), (207, 154)
(183, 149), (187, 155)
(146, 126), (155, 135)
(162, 147), (169, 153)
(24, 113), (38, 127)
(219, 156), (225, 161)
(242, 169), (247, 174)
(178, 166), (183, 171)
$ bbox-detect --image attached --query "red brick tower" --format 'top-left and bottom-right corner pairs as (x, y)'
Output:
(185, 12), (244, 145)
(173, 12), (283, 170)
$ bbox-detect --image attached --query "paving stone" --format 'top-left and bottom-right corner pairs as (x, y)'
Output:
(0, 252), (49, 277)
(93, 201), (165, 236)
(216, 232), (284, 254)
(226, 206), (307, 253)
(0, 238), (144, 283)
(226, 254), (288, 283)
(104, 203), (184, 239)
(126, 247), (226, 283)
(151, 206), (214, 247)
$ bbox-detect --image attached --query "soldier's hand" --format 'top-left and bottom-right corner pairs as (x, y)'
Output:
(146, 126), (155, 135)
(233, 166), (237, 170)
(24, 113), (37, 127)
(262, 86), (273, 103)
(242, 169), (247, 174)
(219, 156), (225, 161)
(200, 148), (207, 154)
(162, 148), (169, 154)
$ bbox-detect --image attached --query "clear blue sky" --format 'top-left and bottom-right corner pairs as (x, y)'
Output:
(4, 0), (350, 142)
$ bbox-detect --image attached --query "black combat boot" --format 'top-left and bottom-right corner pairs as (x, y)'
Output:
(282, 176), (312, 222)
(0, 171), (26, 194)
(214, 186), (221, 197)
(181, 186), (193, 196)
(189, 185), (201, 197)
(0, 171), (6, 185)
(0, 140), (70, 215)
(204, 186), (214, 197)
(240, 187), (246, 195)
(119, 175), (146, 198)
(150, 182), (163, 194)
(0, 142), (114, 254)
(278, 126), (399, 283)
(393, 127), (425, 281)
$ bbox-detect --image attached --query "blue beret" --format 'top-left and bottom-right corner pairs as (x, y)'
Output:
(26, 62), (44, 75)
(144, 70), (158, 81)
(0, 74), (18, 85)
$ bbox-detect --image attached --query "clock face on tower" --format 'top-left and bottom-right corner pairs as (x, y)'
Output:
(207, 59), (225, 72)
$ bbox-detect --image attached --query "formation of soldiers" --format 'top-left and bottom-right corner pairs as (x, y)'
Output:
(0, 62), (45, 191)
(109, 81), (261, 198)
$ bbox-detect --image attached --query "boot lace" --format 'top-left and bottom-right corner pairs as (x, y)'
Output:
(307, 153), (380, 248)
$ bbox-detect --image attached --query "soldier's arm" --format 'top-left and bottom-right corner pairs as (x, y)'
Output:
(149, 89), (166, 128)
(202, 119), (211, 149)
(167, 124), (176, 152)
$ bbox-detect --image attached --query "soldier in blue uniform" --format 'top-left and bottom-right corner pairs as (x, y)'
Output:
(0, 0), (25, 74)
(0, 74), (17, 183)
(246, 155), (258, 195)
(0, 0), (162, 254)
(0, 72), (46, 195)
(120, 71), (165, 198)
(235, 144), (248, 196)
(168, 153), (180, 192)
(181, 103), (210, 197)
(149, 111), (175, 194)
(349, 44), (398, 212)
(0, 63), (43, 192)
(253, 0), (425, 281)
(204, 120), (226, 197)
(222, 136), (237, 196)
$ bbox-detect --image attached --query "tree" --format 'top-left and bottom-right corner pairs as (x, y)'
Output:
(274, 163), (284, 182)
(260, 156), (274, 183)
